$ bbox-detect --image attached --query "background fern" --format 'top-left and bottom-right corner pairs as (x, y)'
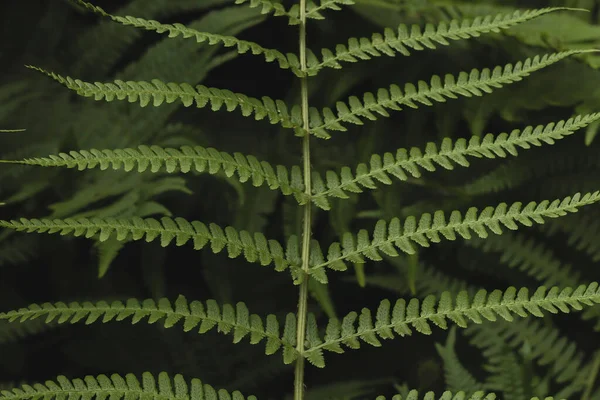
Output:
(3, 0), (600, 399)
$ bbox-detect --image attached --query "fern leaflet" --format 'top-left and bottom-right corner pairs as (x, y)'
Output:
(374, 391), (496, 400)
(234, 0), (354, 25)
(235, 0), (298, 23)
(304, 282), (600, 360)
(307, 7), (577, 74)
(71, 0), (307, 77)
(0, 296), (297, 360)
(311, 50), (594, 136)
(4, 145), (307, 203)
(0, 217), (297, 273)
(0, 371), (256, 400)
(309, 191), (600, 274)
(27, 66), (309, 136)
(0, 129), (25, 133)
(310, 113), (600, 209)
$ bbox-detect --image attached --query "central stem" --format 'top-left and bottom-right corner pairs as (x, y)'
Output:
(294, 0), (311, 399)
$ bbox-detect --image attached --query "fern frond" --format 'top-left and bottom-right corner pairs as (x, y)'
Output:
(311, 50), (594, 136)
(234, 0), (354, 25)
(0, 217), (296, 273)
(310, 113), (599, 209)
(0, 371), (257, 400)
(374, 390), (496, 400)
(309, 191), (600, 273)
(465, 233), (580, 288)
(5, 145), (307, 203)
(27, 67), (308, 136)
(302, 0), (355, 20)
(234, 0), (298, 23)
(0, 296), (296, 359)
(304, 282), (600, 358)
(307, 7), (576, 74)
(71, 0), (306, 77)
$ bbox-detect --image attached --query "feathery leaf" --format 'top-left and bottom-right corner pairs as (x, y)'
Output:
(308, 7), (579, 74)
(310, 191), (600, 273)
(311, 113), (600, 209)
(305, 282), (600, 357)
(71, 0), (306, 77)
(5, 145), (307, 204)
(311, 50), (595, 136)
(0, 371), (256, 400)
(374, 391), (496, 400)
(0, 217), (296, 273)
(0, 296), (296, 359)
(27, 66), (310, 137)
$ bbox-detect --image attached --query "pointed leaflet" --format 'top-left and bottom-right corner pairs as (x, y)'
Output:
(0, 216), (298, 273)
(308, 7), (582, 74)
(26, 66), (312, 137)
(4, 145), (307, 204)
(0, 371), (258, 400)
(0, 296), (296, 360)
(309, 191), (600, 273)
(311, 50), (596, 135)
(305, 282), (600, 358)
(70, 0), (305, 77)
(310, 113), (600, 209)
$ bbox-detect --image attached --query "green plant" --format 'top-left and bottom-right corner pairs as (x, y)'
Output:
(2, 0), (600, 399)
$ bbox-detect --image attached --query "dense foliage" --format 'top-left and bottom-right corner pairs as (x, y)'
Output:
(2, 0), (600, 399)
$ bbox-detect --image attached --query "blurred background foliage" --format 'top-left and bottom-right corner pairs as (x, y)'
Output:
(2, 0), (600, 399)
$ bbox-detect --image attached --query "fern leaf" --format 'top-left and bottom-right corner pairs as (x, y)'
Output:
(310, 191), (600, 273)
(234, 0), (354, 25)
(374, 391), (496, 400)
(312, 50), (595, 135)
(308, 7), (577, 74)
(234, 0), (298, 23)
(71, 0), (306, 77)
(305, 282), (600, 357)
(0, 371), (257, 400)
(27, 66), (310, 137)
(6, 145), (307, 203)
(311, 113), (600, 209)
(0, 217), (296, 273)
(0, 296), (296, 359)
(302, 0), (355, 20)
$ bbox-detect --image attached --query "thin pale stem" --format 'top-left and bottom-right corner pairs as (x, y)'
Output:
(294, 0), (312, 398)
